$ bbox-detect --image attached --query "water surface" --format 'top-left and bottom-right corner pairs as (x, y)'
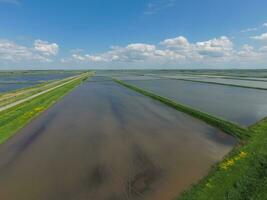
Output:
(160, 76), (267, 89)
(126, 79), (267, 126)
(0, 77), (235, 200)
(0, 73), (77, 93)
(0, 82), (36, 93)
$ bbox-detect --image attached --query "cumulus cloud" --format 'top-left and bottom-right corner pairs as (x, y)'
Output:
(236, 45), (258, 58)
(195, 36), (233, 58)
(251, 33), (267, 41)
(69, 43), (163, 63)
(160, 36), (190, 48)
(259, 46), (267, 52)
(67, 36), (234, 64)
(1, 34), (265, 68)
(127, 43), (156, 52)
(160, 36), (233, 58)
(0, 39), (59, 62)
(64, 35), (267, 68)
(34, 39), (59, 56)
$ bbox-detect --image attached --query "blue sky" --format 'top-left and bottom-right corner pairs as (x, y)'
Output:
(1, 0), (267, 69)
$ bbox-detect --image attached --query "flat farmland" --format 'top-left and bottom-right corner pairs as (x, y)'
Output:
(0, 76), (235, 200)
(0, 70), (267, 200)
(125, 78), (267, 126)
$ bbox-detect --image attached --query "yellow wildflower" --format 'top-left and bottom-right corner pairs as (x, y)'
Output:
(239, 151), (247, 158)
(220, 159), (235, 170)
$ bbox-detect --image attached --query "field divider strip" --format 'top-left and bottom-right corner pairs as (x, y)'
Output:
(154, 76), (267, 91)
(113, 78), (250, 140)
(0, 79), (62, 101)
(0, 72), (93, 144)
(0, 73), (89, 113)
(0, 73), (86, 102)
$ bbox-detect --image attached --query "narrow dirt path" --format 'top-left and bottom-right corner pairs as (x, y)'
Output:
(0, 73), (88, 113)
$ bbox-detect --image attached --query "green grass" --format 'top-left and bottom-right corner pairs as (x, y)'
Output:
(0, 76), (78, 107)
(113, 78), (267, 200)
(113, 78), (249, 140)
(0, 73), (91, 144)
(179, 118), (267, 200)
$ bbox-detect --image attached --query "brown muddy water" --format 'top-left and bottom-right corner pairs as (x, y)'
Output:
(0, 77), (236, 200)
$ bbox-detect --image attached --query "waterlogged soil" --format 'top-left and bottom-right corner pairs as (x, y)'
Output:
(0, 77), (235, 200)
(126, 79), (267, 126)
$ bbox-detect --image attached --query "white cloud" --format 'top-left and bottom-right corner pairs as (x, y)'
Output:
(69, 43), (162, 63)
(259, 46), (267, 52)
(64, 35), (267, 68)
(251, 33), (267, 41)
(66, 36), (234, 64)
(126, 43), (156, 52)
(195, 36), (233, 58)
(236, 45), (258, 58)
(34, 39), (59, 56)
(0, 39), (59, 63)
(72, 54), (106, 62)
(263, 23), (267, 27)
(160, 36), (233, 59)
(160, 36), (190, 48)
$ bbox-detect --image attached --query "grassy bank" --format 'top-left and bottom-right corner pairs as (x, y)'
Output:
(113, 78), (267, 199)
(113, 79), (249, 140)
(179, 118), (267, 200)
(0, 75), (82, 107)
(0, 73), (92, 144)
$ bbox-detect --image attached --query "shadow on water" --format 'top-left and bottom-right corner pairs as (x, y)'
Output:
(0, 110), (58, 170)
(126, 143), (162, 199)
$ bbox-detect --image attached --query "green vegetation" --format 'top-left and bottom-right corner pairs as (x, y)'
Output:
(179, 118), (267, 200)
(113, 79), (249, 140)
(0, 74), (86, 107)
(0, 73), (92, 144)
(113, 78), (267, 200)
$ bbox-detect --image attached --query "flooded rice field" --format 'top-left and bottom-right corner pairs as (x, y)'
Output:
(0, 72), (78, 93)
(0, 77), (235, 200)
(159, 75), (267, 89)
(155, 74), (267, 82)
(0, 82), (36, 93)
(113, 75), (163, 81)
(125, 78), (267, 126)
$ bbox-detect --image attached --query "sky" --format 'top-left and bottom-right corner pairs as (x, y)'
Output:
(0, 0), (267, 70)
